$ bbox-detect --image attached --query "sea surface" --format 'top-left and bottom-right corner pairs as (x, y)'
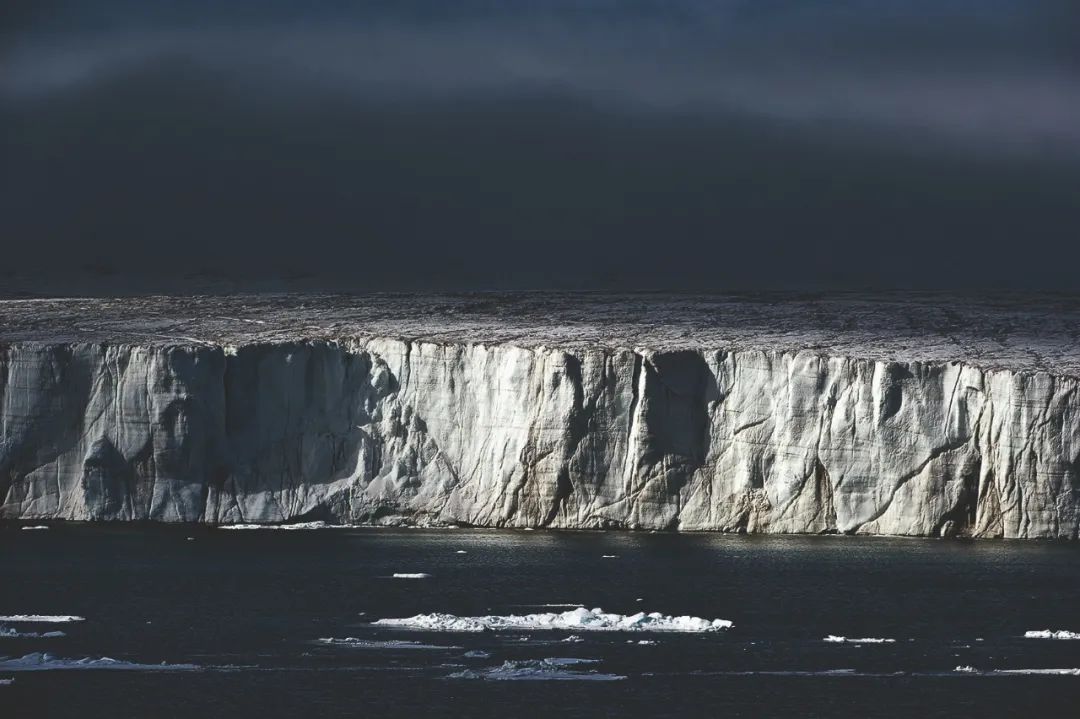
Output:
(2, 527), (1080, 717)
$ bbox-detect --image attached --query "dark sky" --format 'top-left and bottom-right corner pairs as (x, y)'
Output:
(3, 1), (1079, 292)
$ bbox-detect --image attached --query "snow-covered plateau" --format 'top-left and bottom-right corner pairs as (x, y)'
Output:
(2, 292), (1080, 538)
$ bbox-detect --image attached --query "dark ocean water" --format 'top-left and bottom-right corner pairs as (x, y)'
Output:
(2, 527), (1080, 718)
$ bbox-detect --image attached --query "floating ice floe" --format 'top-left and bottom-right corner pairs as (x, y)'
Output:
(823, 636), (896, 644)
(391, 573), (431, 579)
(0, 616), (84, 624)
(0, 678), (12, 685)
(0, 628), (65, 639)
(455, 551), (467, 554)
(954, 666), (1080, 677)
(601, 555), (619, 559)
(0, 653), (199, 672)
(448, 657), (624, 681)
(373, 607), (733, 633)
(1024, 630), (1080, 640)
(218, 522), (347, 530)
(20, 526), (49, 531)
(561, 635), (584, 643)
(315, 638), (459, 650)
(994, 668), (1080, 676)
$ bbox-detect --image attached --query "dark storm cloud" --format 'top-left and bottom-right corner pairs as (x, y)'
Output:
(2, 1), (1079, 291)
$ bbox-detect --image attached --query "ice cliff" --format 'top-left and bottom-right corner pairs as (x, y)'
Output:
(1, 293), (1078, 538)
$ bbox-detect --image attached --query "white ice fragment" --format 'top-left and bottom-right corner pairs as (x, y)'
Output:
(1024, 630), (1080, 640)
(448, 657), (622, 681)
(373, 607), (733, 633)
(0, 616), (84, 623)
(392, 573), (432, 579)
(315, 638), (458, 650)
(0, 653), (198, 671)
(994, 668), (1080, 676)
(456, 550), (467, 554)
(0, 628), (65, 639)
(20, 526), (49, 531)
(954, 665), (978, 673)
(601, 555), (618, 559)
(823, 635), (896, 644)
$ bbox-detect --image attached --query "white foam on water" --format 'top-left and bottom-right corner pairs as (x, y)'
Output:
(1024, 630), (1080, 640)
(561, 635), (584, 643)
(601, 555), (619, 559)
(455, 550), (467, 554)
(218, 521), (349, 530)
(391, 573), (432, 579)
(20, 526), (49, 531)
(448, 657), (623, 681)
(463, 650), (491, 659)
(0, 616), (84, 624)
(373, 607), (733, 633)
(315, 638), (459, 650)
(823, 635), (896, 644)
(954, 665), (978, 673)
(0, 628), (65, 639)
(0, 653), (200, 672)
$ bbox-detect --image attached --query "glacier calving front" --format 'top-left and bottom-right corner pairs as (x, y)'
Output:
(1, 338), (1078, 537)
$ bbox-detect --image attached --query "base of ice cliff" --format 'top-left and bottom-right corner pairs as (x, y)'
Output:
(2, 292), (1079, 538)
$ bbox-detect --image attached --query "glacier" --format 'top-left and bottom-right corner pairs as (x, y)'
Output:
(2, 292), (1080, 538)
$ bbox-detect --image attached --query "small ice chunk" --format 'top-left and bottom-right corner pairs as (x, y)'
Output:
(456, 550), (467, 554)
(0, 616), (84, 623)
(21, 526), (49, 531)
(392, 573), (432, 579)
(0, 628), (65, 639)
(315, 638), (458, 650)
(954, 665), (978, 673)
(601, 555), (618, 559)
(1024, 630), (1080, 640)
(0, 653), (198, 671)
(463, 650), (490, 659)
(823, 635), (896, 644)
(994, 668), (1080, 676)
(448, 657), (622, 681)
